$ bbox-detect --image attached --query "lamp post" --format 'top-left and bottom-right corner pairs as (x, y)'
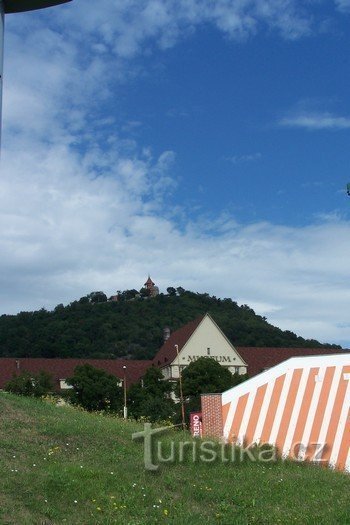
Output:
(175, 344), (186, 431)
(0, 0), (71, 145)
(123, 365), (127, 419)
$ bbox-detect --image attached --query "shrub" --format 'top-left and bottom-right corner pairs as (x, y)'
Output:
(5, 370), (53, 397)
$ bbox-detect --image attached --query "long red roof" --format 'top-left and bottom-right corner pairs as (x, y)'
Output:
(237, 346), (347, 377)
(0, 358), (152, 391)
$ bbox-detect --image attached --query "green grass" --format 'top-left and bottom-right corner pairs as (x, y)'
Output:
(0, 393), (349, 525)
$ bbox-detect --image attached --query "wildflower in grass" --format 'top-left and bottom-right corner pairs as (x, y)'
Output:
(164, 509), (168, 516)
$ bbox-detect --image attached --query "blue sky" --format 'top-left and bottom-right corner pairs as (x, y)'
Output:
(1, 0), (350, 346)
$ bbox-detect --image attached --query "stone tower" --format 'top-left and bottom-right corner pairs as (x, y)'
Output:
(144, 276), (159, 297)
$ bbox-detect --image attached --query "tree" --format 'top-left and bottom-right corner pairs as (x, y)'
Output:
(5, 370), (53, 397)
(128, 366), (175, 422)
(177, 357), (246, 415)
(166, 287), (177, 296)
(67, 364), (123, 412)
(87, 291), (107, 303)
(119, 289), (139, 301)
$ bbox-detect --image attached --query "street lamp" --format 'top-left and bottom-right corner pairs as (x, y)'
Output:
(0, 0), (71, 144)
(175, 344), (186, 431)
(123, 365), (127, 419)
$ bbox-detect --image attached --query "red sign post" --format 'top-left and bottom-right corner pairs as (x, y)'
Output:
(190, 412), (203, 438)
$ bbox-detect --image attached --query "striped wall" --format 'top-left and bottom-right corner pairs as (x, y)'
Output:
(220, 354), (350, 472)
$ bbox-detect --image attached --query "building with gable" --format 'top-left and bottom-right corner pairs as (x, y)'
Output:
(153, 313), (248, 380)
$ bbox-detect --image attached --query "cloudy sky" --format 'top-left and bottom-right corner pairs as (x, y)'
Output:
(1, 0), (350, 346)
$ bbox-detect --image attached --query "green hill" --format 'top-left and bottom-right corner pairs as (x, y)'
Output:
(0, 393), (349, 525)
(0, 290), (340, 360)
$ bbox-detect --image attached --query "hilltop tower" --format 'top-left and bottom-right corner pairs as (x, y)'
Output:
(144, 276), (159, 297)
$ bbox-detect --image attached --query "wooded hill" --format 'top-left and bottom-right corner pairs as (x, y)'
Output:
(0, 289), (341, 359)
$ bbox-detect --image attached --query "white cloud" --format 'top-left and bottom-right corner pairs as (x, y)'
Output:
(335, 0), (350, 12)
(224, 153), (262, 164)
(279, 111), (350, 130)
(53, 0), (314, 63)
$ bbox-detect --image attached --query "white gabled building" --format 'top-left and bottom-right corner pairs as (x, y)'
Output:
(153, 313), (248, 380)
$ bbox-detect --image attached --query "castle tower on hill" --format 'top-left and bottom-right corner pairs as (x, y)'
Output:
(144, 276), (159, 297)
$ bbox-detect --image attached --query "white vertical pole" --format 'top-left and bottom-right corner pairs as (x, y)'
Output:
(0, 1), (4, 148)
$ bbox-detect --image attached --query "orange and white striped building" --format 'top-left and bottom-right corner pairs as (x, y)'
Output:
(201, 354), (350, 472)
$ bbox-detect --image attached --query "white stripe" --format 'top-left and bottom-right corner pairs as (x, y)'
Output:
(329, 374), (350, 469)
(268, 368), (294, 445)
(237, 389), (257, 446)
(222, 397), (239, 441)
(282, 367), (309, 458)
(252, 379), (275, 444)
(315, 366), (343, 463)
(298, 367), (326, 461)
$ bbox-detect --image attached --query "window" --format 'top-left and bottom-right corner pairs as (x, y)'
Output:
(59, 379), (73, 390)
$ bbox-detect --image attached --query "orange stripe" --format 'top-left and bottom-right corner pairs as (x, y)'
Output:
(335, 407), (350, 470)
(244, 384), (267, 445)
(275, 369), (303, 453)
(321, 366), (350, 465)
(222, 402), (231, 428)
(260, 374), (286, 444)
(305, 366), (335, 461)
(289, 367), (319, 459)
(228, 394), (249, 444)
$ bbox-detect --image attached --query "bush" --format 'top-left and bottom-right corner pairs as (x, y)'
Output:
(5, 370), (53, 397)
(128, 366), (175, 422)
(67, 364), (123, 412)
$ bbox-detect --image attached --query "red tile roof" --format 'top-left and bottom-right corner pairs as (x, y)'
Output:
(0, 358), (152, 391)
(237, 347), (347, 377)
(153, 315), (205, 366)
(144, 276), (155, 286)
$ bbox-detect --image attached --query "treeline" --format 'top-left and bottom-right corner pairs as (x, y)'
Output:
(0, 289), (340, 359)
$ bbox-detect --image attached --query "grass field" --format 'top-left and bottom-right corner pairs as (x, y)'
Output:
(0, 392), (350, 525)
